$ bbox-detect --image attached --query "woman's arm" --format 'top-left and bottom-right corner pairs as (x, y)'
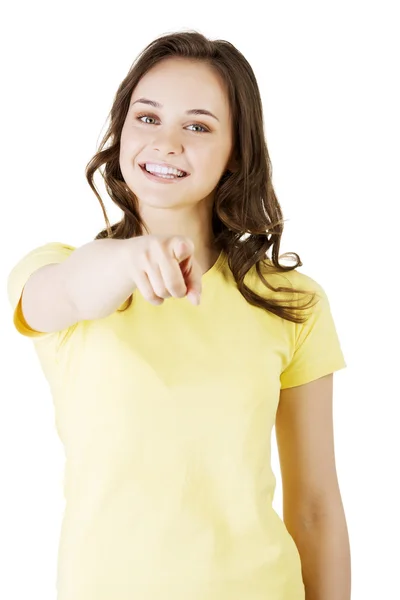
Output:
(276, 374), (351, 600)
(284, 492), (351, 600)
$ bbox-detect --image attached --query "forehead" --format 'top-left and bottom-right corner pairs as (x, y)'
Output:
(131, 58), (230, 117)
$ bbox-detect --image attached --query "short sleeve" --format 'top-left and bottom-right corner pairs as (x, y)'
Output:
(280, 278), (347, 389)
(6, 241), (76, 339)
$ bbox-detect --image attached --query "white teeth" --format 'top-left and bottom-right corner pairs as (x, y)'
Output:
(144, 163), (186, 177)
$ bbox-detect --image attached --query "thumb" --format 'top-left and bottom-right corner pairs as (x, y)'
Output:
(184, 265), (202, 305)
(172, 238), (194, 264)
(172, 239), (202, 305)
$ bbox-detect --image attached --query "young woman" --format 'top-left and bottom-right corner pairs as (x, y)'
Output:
(7, 30), (351, 600)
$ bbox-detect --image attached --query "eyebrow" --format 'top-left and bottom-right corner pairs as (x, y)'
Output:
(130, 97), (220, 122)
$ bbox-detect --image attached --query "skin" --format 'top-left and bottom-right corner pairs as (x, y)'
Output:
(276, 374), (351, 598)
(119, 57), (236, 274)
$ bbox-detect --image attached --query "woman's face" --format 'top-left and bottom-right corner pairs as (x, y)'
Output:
(119, 57), (234, 212)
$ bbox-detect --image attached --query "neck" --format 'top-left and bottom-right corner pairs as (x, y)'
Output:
(139, 196), (219, 274)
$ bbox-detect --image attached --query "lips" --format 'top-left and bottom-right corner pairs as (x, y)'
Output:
(139, 165), (189, 185)
(139, 162), (189, 177)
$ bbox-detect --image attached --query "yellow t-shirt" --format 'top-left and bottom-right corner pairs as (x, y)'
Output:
(7, 241), (347, 600)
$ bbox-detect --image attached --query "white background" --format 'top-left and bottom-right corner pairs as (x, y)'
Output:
(1, 1), (399, 598)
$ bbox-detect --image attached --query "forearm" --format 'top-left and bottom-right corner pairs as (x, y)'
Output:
(287, 503), (351, 600)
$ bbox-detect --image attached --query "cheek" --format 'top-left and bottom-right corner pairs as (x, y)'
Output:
(196, 144), (227, 173)
(120, 127), (146, 157)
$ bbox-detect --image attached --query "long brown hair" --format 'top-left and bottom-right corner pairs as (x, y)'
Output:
(85, 30), (318, 324)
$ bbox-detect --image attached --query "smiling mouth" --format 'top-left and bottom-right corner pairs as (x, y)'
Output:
(139, 164), (189, 178)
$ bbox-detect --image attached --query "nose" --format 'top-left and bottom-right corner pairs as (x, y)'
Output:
(151, 128), (183, 155)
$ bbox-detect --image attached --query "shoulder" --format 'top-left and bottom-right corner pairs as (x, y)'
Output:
(245, 256), (325, 301)
(8, 241), (76, 273)
(7, 240), (76, 315)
